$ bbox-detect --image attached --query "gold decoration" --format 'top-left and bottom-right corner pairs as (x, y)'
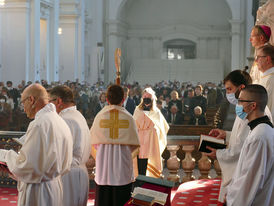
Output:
(99, 109), (129, 139)
(114, 48), (121, 85)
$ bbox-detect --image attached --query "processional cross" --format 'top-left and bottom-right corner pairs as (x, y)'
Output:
(99, 48), (129, 139)
(114, 48), (121, 85)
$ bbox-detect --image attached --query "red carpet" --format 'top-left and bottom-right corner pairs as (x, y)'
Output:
(0, 187), (95, 206)
(171, 179), (223, 206)
(1, 179), (222, 206)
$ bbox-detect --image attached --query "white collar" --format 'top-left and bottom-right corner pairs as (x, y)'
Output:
(35, 103), (56, 119)
(59, 106), (77, 116)
(262, 67), (274, 77)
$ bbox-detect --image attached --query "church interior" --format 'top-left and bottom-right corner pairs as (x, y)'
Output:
(0, 0), (273, 206)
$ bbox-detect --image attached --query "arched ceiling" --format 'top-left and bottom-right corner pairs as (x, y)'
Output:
(118, 0), (232, 30)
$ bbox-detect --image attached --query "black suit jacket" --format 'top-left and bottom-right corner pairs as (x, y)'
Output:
(125, 97), (136, 115)
(188, 114), (207, 125)
(167, 112), (184, 125)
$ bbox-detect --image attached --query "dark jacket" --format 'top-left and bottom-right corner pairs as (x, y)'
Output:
(124, 97), (136, 115)
(167, 112), (184, 125)
(188, 114), (207, 125)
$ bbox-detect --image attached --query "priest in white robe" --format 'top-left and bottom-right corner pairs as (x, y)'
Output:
(249, 25), (271, 84)
(256, 45), (274, 120)
(90, 84), (140, 206)
(133, 87), (169, 178)
(0, 84), (73, 206)
(205, 70), (272, 203)
(49, 85), (91, 206)
(226, 85), (274, 206)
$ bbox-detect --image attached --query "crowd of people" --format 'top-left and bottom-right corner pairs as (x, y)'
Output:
(0, 78), (226, 131)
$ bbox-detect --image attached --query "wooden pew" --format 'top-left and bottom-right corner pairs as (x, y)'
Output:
(168, 125), (214, 136)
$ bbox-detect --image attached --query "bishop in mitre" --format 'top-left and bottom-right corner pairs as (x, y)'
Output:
(90, 84), (140, 206)
(133, 87), (169, 178)
(249, 0), (273, 84)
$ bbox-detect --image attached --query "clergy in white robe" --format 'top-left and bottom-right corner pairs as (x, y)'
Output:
(205, 70), (272, 203)
(133, 87), (169, 178)
(0, 84), (73, 206)
(90, 84), (140, 206)
(226, 85), (274, 206)
(249, 25), (271, 84)
(216, 107), (272, 202)
(49, 85), (91, 206)
(259, 67), (274, 119)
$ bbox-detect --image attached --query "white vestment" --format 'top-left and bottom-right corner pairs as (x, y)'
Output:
(90, 105), (140, 186)
(226, 123), (274, 206)
(259, 67), (274, 120)
(216, 107), (272, 202)
(0, 103), (73, 206)
(59, 106), (91, 206)
(133, 107), (169, 177)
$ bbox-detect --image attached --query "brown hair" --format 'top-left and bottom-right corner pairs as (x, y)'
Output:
(106, 85), (124, 105)
(258, 44), (274, 65)
(48, 85), (75, 104)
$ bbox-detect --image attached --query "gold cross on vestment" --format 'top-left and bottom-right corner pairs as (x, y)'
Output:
(99, 109), (129, 139)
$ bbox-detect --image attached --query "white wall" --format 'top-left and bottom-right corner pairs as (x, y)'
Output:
(59, 22), (76, 82)
(113, 0), (232, 83)
(0, 6), (27, 85)
(127, 59), (224, 85)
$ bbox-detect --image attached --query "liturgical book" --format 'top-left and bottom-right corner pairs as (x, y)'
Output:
(198, 134), (226, 153)
(132, 187), (168, 206)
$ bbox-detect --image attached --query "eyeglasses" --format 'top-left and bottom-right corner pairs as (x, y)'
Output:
(238, 99), (255, 103)
(255, 55), (267, 61)
(21, 96), (30, 105)
(49, 98), (57, 102)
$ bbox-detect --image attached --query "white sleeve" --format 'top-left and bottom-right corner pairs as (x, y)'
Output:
(226, 139), (267, 206)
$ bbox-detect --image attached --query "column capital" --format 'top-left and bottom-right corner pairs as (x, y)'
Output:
(229, 19), (243, 35)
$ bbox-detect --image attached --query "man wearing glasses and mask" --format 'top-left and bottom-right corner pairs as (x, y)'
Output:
(226, 85), (274, 206)
(205, 70), (272, 204)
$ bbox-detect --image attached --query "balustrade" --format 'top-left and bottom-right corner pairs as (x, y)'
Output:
(0, 126), (223, 187)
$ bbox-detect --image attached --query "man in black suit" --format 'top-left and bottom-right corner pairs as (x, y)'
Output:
(167, 105), (184, 125)
(6, 81), (20, 110)
(156, 100), (168, 120)
(189, 85), (207, 115)
(123, 87), (136, 115)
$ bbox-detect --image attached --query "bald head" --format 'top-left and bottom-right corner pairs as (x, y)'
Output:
(21, 84), (49, 119)
(23, 83), (48, 102)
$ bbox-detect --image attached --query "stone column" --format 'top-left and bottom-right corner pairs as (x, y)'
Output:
(31, 0), (41, 82)
(181, 145), (195, 183)
(74, 16), (79, 81)
(198, 153), (211, 179)
(106, 20), (122, 83)
(213, 160), (222, 178)
(79, 0), (85, 83)
(166, 145), (180, 183)
(0, 4), (3, 81)
(229, 19), (242, 70)
(53, 0), (60, 82)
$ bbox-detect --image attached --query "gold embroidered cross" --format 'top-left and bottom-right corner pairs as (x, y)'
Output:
(99, 109), (129, 139)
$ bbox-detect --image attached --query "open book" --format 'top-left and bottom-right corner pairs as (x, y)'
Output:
(132, 187), (168, 206)
(198, 134), (226, 153)
(0, 152), (11, 174)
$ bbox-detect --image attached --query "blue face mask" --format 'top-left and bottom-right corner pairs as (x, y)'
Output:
(226, 93), (238, 105)
(235, 104), (247, 120)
